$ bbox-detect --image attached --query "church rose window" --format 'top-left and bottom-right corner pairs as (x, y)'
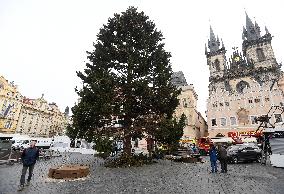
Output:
(236, 81), (250, 93)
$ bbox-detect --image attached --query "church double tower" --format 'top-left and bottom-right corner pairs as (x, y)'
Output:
(205, 13), (283, 137)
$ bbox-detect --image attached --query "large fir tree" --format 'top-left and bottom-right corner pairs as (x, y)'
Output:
(72, 7), (181, 155)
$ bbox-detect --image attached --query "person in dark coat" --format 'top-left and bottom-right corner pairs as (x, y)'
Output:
(209, 144), (218, 173)
(18, 141), (39, 191)
(218, 145), (228, 173)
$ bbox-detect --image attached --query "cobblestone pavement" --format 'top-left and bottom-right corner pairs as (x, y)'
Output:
(0, 153), (284, 194)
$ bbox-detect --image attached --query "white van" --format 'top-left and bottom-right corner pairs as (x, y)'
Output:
(11, 136), (31, 150)
(31, 138), (53, 149)
(50, 136), (71, 152)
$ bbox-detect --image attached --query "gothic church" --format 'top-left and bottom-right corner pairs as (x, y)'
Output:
(206, 13), (284, 137)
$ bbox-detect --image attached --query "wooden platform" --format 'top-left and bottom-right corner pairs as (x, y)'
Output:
(48, 165), (90, 179)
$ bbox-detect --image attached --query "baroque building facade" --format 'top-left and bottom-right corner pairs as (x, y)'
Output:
(0, 76), (23, 133)
(0, 75), (68, 137)
(206, 13), (284, 137)
(171, 72), (208, 140)
(15, 96), (68, 137)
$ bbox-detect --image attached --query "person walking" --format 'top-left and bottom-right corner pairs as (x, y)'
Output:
(18, 141), (39, 191)
(218, 145), (228, 173)
(209, 144), (218, 173)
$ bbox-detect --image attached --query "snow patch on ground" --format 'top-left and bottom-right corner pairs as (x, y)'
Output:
(270, 154), (284, 168)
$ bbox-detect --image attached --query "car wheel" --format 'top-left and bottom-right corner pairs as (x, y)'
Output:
(256, 155), (262, 163)
(232, 156), (238, 164)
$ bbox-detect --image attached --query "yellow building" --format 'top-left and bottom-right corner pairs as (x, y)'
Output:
(0, 76), (23, 133)
(48, 102), (68, 137)
(174, 84), (208, 140)
(0, 75), (69, 136)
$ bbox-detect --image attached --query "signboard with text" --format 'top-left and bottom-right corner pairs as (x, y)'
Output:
(228, 130), (262, 137)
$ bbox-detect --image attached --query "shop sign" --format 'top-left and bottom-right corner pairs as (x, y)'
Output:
(228, 130), (261, 137)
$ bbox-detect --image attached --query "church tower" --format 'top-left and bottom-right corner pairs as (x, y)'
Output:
(242, 12), (278, 70)
(205, 26), (226, 82)
(205, 13), (283, 138)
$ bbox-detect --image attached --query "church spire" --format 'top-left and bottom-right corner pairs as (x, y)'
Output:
(245, 12), (254, 32)
(208, 26), (220, 52)
(254, 21), (261, 37)
(210, 25), (216, 42)
(243, 12), (261, 41)
(265, 26), (270, 35)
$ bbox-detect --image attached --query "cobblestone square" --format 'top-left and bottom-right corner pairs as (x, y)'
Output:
(0, 153), (284, 194)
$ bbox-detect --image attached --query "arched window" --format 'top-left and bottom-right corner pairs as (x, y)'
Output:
(214, 59), (220, 71)
(236, 81), (250, 93)
(256, 48), (265, 62)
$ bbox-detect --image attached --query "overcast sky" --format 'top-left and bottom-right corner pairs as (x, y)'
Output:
(0, 0), (283, 116)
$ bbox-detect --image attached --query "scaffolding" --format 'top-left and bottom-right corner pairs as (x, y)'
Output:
(255, 105), (284, 164)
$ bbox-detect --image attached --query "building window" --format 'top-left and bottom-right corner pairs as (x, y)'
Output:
(275, 114), (283, 123)
(250, 116), (257, 124)
(220, 118), (226, 126)
(256, 48), (265, 62)
(248, 99), (253, 104)
(214, 59), (220, 71)
(5, 121), (12, 129)
(230, 117), (237, 125)
(225, 102), (229, 106)
(134, 138), (139, 147)
(182, 98), (188, 108)
(212, 119), (217, 126)
(184, 117), (188, 126)
(212, 102), (218, 108)
(265, 97), (270, 102)
(219, 103), (224, 107)
(254, 98), (261, 103)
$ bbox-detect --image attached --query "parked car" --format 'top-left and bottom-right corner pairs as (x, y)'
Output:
(227, 144), (262, 164)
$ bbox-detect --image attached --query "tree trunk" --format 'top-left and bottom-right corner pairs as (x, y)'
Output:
(123, 135), (132, 155)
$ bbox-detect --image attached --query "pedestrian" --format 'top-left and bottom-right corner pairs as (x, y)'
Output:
(191, 143), (199, 154)
(218, 145), (228, 173)
(18, 140), (39, 191)
(187, 144), (193, 155)
(209, 144), (218, 173)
